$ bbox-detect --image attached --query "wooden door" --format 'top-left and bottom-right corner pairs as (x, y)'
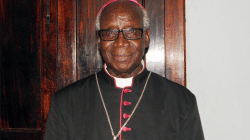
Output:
(0, 0), (42, 139)
(0, 0), (185, 139)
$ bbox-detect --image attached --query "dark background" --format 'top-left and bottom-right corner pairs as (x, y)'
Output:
(0, 0), (185, 139)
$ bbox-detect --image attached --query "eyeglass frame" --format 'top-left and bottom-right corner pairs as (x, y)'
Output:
(98, 28), (144, 41)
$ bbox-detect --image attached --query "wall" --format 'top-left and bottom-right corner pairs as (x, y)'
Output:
(186, 0), (250, 139)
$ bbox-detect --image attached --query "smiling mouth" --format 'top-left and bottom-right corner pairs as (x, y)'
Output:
(111, 53), (134, 62)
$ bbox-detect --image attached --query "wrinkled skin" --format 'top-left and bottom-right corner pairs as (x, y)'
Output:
(98, 1), (150, 78)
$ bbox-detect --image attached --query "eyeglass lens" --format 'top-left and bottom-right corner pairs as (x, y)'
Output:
(99, 28), (142, 41)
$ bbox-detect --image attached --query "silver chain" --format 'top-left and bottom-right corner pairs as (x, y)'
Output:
(95, 72), (151, 140)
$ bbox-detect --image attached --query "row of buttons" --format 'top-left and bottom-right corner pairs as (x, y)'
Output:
(122, 88), (132, 132)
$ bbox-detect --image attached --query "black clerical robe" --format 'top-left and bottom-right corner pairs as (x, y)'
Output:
(43, 69), (204, 140)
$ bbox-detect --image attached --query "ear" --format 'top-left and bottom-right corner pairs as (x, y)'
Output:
(144, 29), (150, 48)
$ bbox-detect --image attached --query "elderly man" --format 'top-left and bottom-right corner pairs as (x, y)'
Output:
(44, 0), (204, 140)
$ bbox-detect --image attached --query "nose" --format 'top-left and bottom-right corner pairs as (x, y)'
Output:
(113, 32), (129, 47)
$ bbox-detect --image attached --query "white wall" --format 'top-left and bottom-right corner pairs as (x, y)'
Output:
(186, 0), (250, 139)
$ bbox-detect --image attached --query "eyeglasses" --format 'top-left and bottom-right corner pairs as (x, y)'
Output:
(98, 28), (143, 41)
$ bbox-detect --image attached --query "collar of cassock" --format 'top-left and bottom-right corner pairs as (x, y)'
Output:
(103, 60), (148, 88)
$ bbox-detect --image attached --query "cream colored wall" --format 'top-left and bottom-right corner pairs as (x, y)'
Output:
(186, 0), (250, 139)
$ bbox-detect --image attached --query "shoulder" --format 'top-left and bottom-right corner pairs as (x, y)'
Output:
(147, 72), (200, 124)
(149, 72), (196, 103)
(52, 73), (97, 103)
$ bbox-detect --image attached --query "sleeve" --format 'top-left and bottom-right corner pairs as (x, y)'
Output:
(43, 94), (69, 140)
(180, 95), (205, 140)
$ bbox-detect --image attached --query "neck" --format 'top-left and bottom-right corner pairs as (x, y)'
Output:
(104, 60), (145, 78)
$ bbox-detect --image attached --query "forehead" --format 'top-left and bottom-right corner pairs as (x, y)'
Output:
(100, 2), (143, 28)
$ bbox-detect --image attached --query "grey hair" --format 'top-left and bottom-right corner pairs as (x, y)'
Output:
(95, 2), (150, 30)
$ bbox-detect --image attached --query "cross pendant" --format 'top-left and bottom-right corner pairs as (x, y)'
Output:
(113, 136), (117, 140)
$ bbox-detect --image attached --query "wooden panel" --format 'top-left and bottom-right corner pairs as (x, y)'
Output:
(76, 0), (105, 79)
(40, 0), (58, 135)
(57, 0), (77, 89)
(165, 0), (185, 86)
(146, 0), (186, 86)
(0, 0), (41, 128)
(145, 0), (165, 77)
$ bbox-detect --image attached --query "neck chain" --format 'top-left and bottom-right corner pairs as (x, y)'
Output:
(95, 72), (151, 140)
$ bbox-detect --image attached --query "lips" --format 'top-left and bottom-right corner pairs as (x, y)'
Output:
(111, 53), (134, 62)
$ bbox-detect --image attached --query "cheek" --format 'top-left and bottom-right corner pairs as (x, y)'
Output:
(100, 42), (112, 55)
(100, 40), (144, 61)
(131, 41), (144, 55)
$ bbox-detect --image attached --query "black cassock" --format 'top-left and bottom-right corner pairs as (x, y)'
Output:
(44, 69), (204, 140)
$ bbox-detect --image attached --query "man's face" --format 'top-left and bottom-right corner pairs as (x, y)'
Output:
(98, 2), (149, 78)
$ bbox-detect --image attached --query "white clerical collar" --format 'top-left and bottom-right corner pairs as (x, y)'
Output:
(104, 60), (145, 88)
